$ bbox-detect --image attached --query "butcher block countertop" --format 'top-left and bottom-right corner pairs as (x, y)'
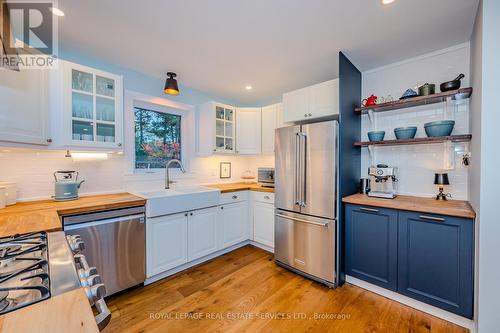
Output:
(342, 193), (475, 219)
(0, 193), (146, 238)
(206, 182), (275, 193)
(0, 288), (98, 333)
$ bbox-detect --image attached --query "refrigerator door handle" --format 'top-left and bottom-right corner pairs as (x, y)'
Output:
(294, 133), (301, 205)
(300, 132), (307, 207)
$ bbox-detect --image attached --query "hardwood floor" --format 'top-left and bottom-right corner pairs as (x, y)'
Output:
(103, 245), (468, 333)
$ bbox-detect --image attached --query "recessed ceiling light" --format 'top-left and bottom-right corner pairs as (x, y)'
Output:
(381, 0), (396, 5)
(245, 85), (253, 91)
(50, 7), (65, 17)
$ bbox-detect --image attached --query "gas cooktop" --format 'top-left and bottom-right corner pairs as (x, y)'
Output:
(0, 232), (50, 315)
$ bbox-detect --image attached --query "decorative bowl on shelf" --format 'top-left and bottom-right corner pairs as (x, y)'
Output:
(394, 126), (417, 139)
(399, 88), (418, 100)
(367, 131), (385, 142)
(424, 120), (455, 137)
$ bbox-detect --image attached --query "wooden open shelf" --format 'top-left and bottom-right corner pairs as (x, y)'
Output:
(354, 134), (472, 147)
(355, 87), (472, 113)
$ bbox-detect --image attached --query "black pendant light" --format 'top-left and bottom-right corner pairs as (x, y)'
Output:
(164, 72), (180, 95)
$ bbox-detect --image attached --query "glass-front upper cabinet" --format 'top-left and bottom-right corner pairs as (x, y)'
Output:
(62, 61), (123, 149)
(196, 101), (237, 156)
(215, 104), (235, 152)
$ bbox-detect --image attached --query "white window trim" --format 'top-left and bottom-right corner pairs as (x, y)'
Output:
(123, 90), (195, 176)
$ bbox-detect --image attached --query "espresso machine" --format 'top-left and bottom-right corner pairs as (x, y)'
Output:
(367, 164), (398, 199)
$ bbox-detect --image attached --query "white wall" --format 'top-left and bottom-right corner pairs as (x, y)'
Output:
(469, 0), (482, 329)
(473, 1), (500, 332)
(361, 44), (471, 199)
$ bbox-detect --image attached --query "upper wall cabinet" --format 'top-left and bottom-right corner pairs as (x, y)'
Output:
(236, 107), (261, 155)
(283, 79), (339, 123)
(0, 68), (51, 145)
(261, 104), (278, 155)
(197, 102), (236, 156)
(58, 61), (123, 149)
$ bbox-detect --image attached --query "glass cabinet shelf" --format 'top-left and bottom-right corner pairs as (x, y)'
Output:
(65, 62), (121, 148)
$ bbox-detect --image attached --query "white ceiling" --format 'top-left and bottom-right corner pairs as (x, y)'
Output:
(58, 0), (479, 105)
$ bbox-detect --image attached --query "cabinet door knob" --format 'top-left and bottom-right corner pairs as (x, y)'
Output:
(117, 143), (122, 147)
(308, 113), (312, 117)
(232, 195), (238, 199)
(184, 213), (188, 217)
(190, 212), (193, 216)
(264, 195), (270, 200)
(213, 149), (217, 152)
(304, 114), (308, 117)
(221, 206), (224, 210)
(46, 138), (52, 143)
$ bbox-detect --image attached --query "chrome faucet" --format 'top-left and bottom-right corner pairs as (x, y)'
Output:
(165, 159), (186, 189)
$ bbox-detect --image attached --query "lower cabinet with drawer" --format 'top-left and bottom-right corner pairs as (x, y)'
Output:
(345, 203), (474, 318)
(252, 192), (275, 249)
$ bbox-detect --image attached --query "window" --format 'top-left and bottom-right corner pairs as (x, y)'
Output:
(134, 107), (181, 169)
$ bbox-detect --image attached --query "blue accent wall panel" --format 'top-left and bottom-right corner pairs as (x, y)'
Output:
(338, 52), (362, 285)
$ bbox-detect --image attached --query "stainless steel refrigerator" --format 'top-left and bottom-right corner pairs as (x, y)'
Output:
(274, 120), (339, 287)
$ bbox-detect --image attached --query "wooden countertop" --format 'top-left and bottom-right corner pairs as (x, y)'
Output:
(205, 182), (275, 193)
(0, 288), (99, 333)
(342, 193), (475, 219)
(0, 193), (146, 238)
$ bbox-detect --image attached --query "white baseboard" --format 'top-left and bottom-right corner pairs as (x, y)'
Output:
(145, 241), (251, 285)
(346, 275), (474, 330)
(249, 241), (274, 253)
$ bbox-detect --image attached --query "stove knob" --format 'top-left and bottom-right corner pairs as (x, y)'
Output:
(71, 240), (85, 253)
(67, 235), (85, 253)
(89, 283), (107, 300)
(77, 267), (98, 280)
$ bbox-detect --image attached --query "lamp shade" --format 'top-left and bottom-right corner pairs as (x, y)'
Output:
(434, 173), (450, 185)
(164, 72), (180, 95)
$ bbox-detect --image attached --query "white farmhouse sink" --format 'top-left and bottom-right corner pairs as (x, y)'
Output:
(135, 186), (221, 217)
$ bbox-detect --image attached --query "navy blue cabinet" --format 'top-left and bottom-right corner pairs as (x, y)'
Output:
(345, 204), (398, 290)
(398, 211), (474, 318)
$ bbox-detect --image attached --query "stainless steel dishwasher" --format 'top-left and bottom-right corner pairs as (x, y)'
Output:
(64, 206), (146, 296)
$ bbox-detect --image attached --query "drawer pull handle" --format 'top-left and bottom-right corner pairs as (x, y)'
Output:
(419, 215), (445, 222)
(232, 195), (238, 199)
(264, 195), (270, 200)
(360, 207), (379, 213)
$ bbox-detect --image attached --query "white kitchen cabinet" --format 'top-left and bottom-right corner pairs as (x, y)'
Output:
(0, 67), (51, 145)
(187, 207), (219, 261)
(283, 87), (309, 123)
(282, 79), (339, 122)
(253, 201), (275, 248)
(147, 212), (188, 277)
(261, 104), (278, 154)
(60, 61), (123, 149)
(309, 79), (339, 118)
(235, 107), (261, 154)
(218, 201), (249, 249)
(197, 102), (236, 156)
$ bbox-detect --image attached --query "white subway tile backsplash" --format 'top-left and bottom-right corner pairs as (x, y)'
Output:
(361, 44), (470, 200)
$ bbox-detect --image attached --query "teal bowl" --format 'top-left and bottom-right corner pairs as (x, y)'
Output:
(424, 120), (455, 137)
(394, 126), (417, 139)
(368, 131), (385, 142)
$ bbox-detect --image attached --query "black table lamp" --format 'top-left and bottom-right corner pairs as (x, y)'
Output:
(434, 173), (450, 201)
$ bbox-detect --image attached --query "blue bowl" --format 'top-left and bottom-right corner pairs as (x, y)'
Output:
(424, 120), (455, 137)
(368, 131), (385, 142)
(394, 126), (417, 139)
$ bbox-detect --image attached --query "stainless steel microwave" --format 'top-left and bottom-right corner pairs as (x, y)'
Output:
(258, 168), (274, 187)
